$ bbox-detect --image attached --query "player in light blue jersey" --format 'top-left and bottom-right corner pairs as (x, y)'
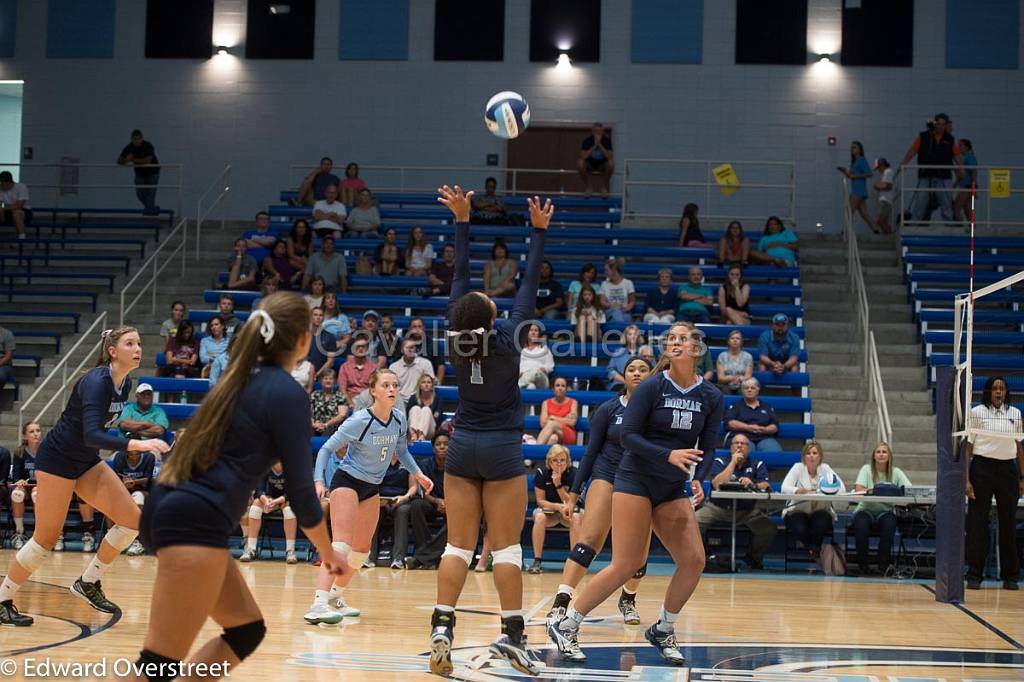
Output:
(305, 368), (433, 625)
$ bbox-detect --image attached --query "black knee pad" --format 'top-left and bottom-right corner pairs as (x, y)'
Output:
(220, 619), (266, 661)
(632, 561), (648, 580)
(568, 543), (597, 568)
(135, 649), (180, 682)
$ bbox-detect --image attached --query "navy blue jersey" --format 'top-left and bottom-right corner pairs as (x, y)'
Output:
(447, 222), (547, 432)
(260, 468), (287, 499)
(173, 365), (321, 529)
(11, 451), (37, 483)
(418, 456), (445, 499)
(109, 451), (155, 489)
(571, 396), (627, 494)
(619, 372), (724, 488)
(38, 366), (131, 465)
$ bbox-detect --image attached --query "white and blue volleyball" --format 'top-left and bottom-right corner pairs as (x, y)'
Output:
(818, 473), (842, 495)
(485, 91), (530, 139)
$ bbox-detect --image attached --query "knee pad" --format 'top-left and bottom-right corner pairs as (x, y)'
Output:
(10, 488), (24, 504)
(248, 505), (263, 520)
(568, 542), (597, 569)
(131, 491), (146, 506)
(16, 538), (50, 572)
(220, 619), (266, 661)
(632, 561), (648, 580)
(104, 524), (139, 552)
(491, 544), (523, 568)
(333, 541), (367, 569)
(282, 505), (295, 520)
(135, 649), (180, 682)
(441, 543), (474, 567)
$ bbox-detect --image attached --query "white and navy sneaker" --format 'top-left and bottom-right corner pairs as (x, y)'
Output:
(547, 620), (586, 662)
(644, 624), (685, 665)
(618, 596), (641, 625)
(81, 532), (95, 553)
(429, 611), (455, 676)
(328, 596), (360, 618)
(489, 633), (539, 675)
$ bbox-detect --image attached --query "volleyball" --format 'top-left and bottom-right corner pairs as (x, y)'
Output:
(818, 473), (842, 495)
(484, 91), (530, 139)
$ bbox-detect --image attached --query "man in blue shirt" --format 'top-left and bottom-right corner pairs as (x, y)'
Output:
(676, 266), (713, 324)
(757, 313), (800, 376)
(308, 307), (338, 376)
(643, 268), (677, 325)
(116, 384), (169, 441)
(695, 434), (776, 569)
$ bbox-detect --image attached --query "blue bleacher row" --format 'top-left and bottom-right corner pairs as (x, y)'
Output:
(280, 190), (623, 211)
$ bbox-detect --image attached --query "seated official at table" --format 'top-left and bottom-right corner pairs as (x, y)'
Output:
(781, 441), (845, 558)
(852, 441), (912, 576)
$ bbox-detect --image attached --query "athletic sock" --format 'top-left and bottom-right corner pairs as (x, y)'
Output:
(560, 607), (584, 631)
(329, 585), (344, 599)
(286, 539), (296, 552)
(245, 537), (257, 552)
(313, 590), (330, 606)
(14, 518), (23, 534)
(556, 583), (575, 598)
(81, 556), (112, 584)
(0, 577), (21, 602)
(655, 606), (679, 633)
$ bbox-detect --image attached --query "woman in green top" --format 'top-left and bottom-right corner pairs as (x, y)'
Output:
(750, 216), (799, 267)
(851, 442), (912, 575)
(483, 238), (518, 298)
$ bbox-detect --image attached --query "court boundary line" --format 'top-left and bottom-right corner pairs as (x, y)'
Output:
(921, 584), (1023, 650)
(1, 579), (121, 657)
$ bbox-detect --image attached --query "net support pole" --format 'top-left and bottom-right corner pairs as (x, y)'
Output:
(934, 365), (966, 604)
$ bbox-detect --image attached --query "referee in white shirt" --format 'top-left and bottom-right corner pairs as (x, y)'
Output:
(965, 376), (1023, 590)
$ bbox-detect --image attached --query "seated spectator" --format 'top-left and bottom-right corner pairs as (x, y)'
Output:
(599, 257), (636, 323)
(718, 220), (750, 266)
(159, 301), (186, 339)
(320, 293), (351, 351)
(428, 243), (456, 296)
(750, 216), (799, 267)
(161, 321), (200, 378)
(372, 453), (417, 569)
(696, 434), (776, 569)
(375, 227), (402, 275)
(403, 432), (449, 570)
(716, 329), (753, 394)
(108, 448), (155, 555)
(519, 323), (554, 389)
(0, 170), (31, 239)
(217, 294), (242, 337)
(527, 445), (581, 574)
(677, 321), (716, 382)
(250, 275), (279, 310)
(302, 236), (348, 294)
(407, 375), (444, 442)
(401, 317), (444, 382)
(782, 441), (845, 557)
(566, 262), (598, 313)
(644, 268), (677, 325)
(116, 383), (169, 441)
(246, 210), (276, 249)
(379, 314), (400, 361)
(717, 265), (750, 326)
(297, 156), (340, 206)
(577, 122), (614, 197)
(852, 442), (912, 576)
(199, 315), (229, 371)
(240, 462), (300, 564)
(678, 203), (707, 247)
(345, 188), (382, 238)
(339, 161), (366, 207)
(536, 378), (579, 445)
(312, 183), (347, 239)
(535, 260), (565, 320)
(571, 283), (604, 343)
(404, 225), (435, 276)
(471, 176), (509, 224)
(483, 238), (518, 298)
(606, 325), (643, 390)
(758, 313), (800, 375)
(390, 337), (436, 402)
(291, 355), (315, 393)
(226, 238), (259, 291)
(638, 344), (656, 366)
(262, 239), (302, 290)
(725, 378), (781, 452)
(357, 309), (389, 367)
(9, 422), (41, 549)
(304, 275), (326, 309)
(311, 369), (349, 436)
(208, 335), (235, 386)
(337, 337), (377, 404)
(676, 265), (713, 324)
(287, 218), (313, 272)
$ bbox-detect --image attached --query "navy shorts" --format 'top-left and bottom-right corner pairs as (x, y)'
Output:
(590, 454), (620, 486)
(330, 470), (380, 502)
(34, 448), (103, 480)
(140, 485), (237, 552)
(445, 428), (524, 481)
(613, 467), (691, 508)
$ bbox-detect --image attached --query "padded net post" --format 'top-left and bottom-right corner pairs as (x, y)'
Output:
(933, 365), (965, 604)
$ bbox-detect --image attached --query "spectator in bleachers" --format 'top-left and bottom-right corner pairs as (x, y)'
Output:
(407, 375), (444, 442)
(337, 336), (377, 404)
(607, 324), (643, 391)
(428, 242), (456, 296)
(676, 265), (713, 324)
(116, 129), (160, 214)
(0, 171), (30, 240)
(535, 260), (565, 320)
(696, 434), (775, 569)
(116, 383), (169, 442)
(519, 323), (554, 389)
(718, 221), (750, 266)
(724, 378), (781, 452)
(312, 184), (347, 239)
(404, 225), (435, 276)
(577, 122), (614, 197)
(240, 462), (300, 564)
(566, 263), (598, 313)
(287, 218), (313, 272)
(677, 321), (716, 382)
(758, 313), (800, 376)
(897, 113), (963, 224)
(217, 294), (242, 337)
(750, 216), (798, 267)
(302, 235), (348, 294)
(716, 329), (753, 394)
(0, 444), (8, 523)
(782, 441), (845, 557)
(345, 188), (382, 238)
(311, 369), (349, 436)
(678, 203), (707, 247)
(379, 314), (400, 360)
(471, 177), (509, 225)
(374, 227), (402, 275)
(226, 238), (260, 291)
(839, 141), (876, 233)
(599, 257), (636, 323)
(0, 324), (14, 390)
(527, 444), (581, 574)
(852, 441), (912, 576)
(483, 238), (518, 298)
(199, 314), (228, 370)
(251, 274), (279, 310)
(374, 453), (418, 569)
(9, 422), (40, 549)
(304, 275), (326, 309)
(297, 156), (340, 206)
(404, 432), (449, 570)
(108, 449), (155, 555)
(643, 268), (677, 325)
(262, 240), (302, 290)
(161, 321), (199, 378)
(158, 301), (186, 339)
(952, 139), (977, 225)
(339, 161), (367, 207)
(536, 378), (579, 445)
(246, 210), (276, 249)
(208, 334), (235, 386)
(717, 265), (750, 326)
(571, 284), (604, 343)
(873, 158), (895, 235)
(638, 344), (656, 365)
(402, 317), (445, 383)
(291, 355), (315, 394)
(390, 338), (436, 401)
(320, 292), (351, 350)
(356, 310), (389, 367)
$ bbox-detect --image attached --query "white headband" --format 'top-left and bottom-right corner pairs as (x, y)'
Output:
(446, 327), (486, 337)
(249, 309), (275, 344)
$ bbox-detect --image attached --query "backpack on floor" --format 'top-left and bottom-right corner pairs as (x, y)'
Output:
(818, 543), (847, 576)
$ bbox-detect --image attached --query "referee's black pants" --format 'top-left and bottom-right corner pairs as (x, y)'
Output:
(965, 456), (1021, 582)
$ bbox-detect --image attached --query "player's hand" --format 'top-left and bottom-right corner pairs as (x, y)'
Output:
(668, 448), (702, 472)
(567, 492), (579, 510)
(437, 185), (473, 222)
(315, 481), (327, 499)
(415, 471), (434, 495)
(527, 196), (554, 230)
(320, 547), (350, 577)
(131, 439), (170, 455)
(966, 481), (975, 500)
(436, 499), (446, 514)
(690, 481), (705, 505)
(738, 476), (753, 488)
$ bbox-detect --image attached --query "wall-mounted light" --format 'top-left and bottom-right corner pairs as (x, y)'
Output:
(557, 53), (572, 70)
(216, 45), (229, 56)
(817, 53), (832, 63)
(556, 38), (572, 52)
(269, 3), (291, 15)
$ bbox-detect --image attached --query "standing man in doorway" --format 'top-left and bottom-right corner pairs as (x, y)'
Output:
(577, 122), (614, 197)
(117, 129), (160, 214)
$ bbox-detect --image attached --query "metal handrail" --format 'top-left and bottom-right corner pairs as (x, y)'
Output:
(897, 163), (1024, 231)
(18, 312), (108, 435)
(119, 217), (188, 325)
(196, 164), (232, 259)
(868, 331), (893, 445)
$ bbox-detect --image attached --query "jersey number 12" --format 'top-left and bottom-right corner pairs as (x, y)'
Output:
(671, 409), (693, 430)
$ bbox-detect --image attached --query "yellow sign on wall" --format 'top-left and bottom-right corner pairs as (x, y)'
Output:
(990, 169), (1011, 198)
(712, 163), (740, 196)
